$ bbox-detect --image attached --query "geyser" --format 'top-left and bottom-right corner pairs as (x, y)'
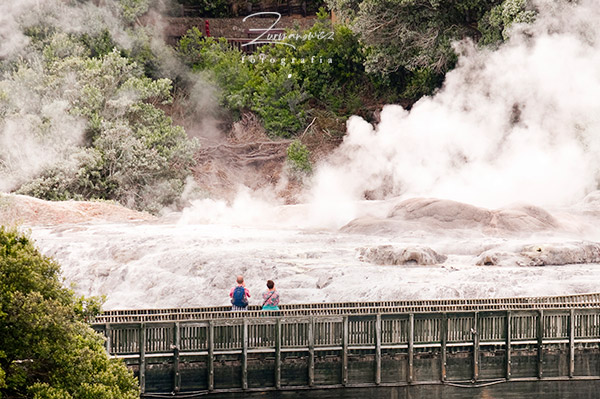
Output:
(306, 0), (600, 228)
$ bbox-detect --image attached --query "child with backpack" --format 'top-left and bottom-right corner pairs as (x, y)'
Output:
(230, 275), (250, 311)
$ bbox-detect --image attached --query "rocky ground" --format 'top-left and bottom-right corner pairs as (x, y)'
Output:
(0, 194), (154, 226)
(5, 192), (600, 309)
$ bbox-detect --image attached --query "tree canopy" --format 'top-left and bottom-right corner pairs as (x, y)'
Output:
(328, 0), (535, 74)
(0, 227), (139, 398)
(325, 0), (536, 98)
(0, 0), (198, 214)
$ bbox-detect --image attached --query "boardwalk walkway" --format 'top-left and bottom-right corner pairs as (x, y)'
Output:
(92, 293), (600, 397)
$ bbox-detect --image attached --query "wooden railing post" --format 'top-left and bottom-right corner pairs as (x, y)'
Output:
(375, 313), (381, 385)
(569, 309), (575, 378)
(473, 312), (479, 381)
(208, 321), (214, 391)
(537, 310), (543, 379)
(408, 313), (414, 384)
(441, 313), (447, 382)
(308, 317), (315, 387)
(242, 319), (248, 390)
(342, 316), (349, 386)
(506, 311), (512, 380)
(139, 322), (146, 394)
(173, 322), (181, 393)
(105, 324), (112, 356)
(275, 318), (281, 389)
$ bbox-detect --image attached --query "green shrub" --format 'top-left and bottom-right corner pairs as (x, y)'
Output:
(0, 227), (138, 398)
(12, 42), (197, 213)
(402, 67), (444, 100)
(250, 67), (308, 138)
(178, 30), (309, 137)
(479, 0), (537, 45)
(263, 21), (365, 104)
(118, 0), (151, 23)
(178, 20), (368, 137)
(179, 32), (255, 116)
(286, 139), (312, 174)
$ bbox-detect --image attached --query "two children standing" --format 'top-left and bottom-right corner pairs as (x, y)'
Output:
(230, 275), (280, 311)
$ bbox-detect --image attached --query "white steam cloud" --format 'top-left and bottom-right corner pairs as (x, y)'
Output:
(304, 0), (600, 226)
(0, 0), (131, 192)
(0, 0), (136, 59)
(0, 0), (185, 193)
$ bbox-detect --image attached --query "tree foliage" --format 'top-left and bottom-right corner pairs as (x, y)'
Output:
(119, 0), (152, 23)
(323, 0), (537, 98)
(0, 227), (138, 398)
(178, 18), (377, 137)
(479, 0), (537, 45)
(177, 0), (230, 17)
(179, 30), (307, 137)
(286, 140), (312, 174)
(352, 0), (504, 75)
(0, 0), (198, 213)
(8, 35), (197, 213)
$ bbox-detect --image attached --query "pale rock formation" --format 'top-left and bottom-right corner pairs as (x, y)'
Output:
(357, 245), (447, 266)
(341, 198), (559, 236)
(476, 242), (600, 266)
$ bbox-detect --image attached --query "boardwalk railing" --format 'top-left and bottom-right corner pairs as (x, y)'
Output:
(94, 292), (600, 323)
(93, 305), (600, 395)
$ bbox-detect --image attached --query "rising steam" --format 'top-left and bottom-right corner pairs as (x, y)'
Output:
(307, 0), (600, 224)
(0, 0), (136, 192)
(0, 0), (206, 194)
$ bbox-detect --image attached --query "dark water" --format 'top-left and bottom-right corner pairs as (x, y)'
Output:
(197, 380), (600, 399)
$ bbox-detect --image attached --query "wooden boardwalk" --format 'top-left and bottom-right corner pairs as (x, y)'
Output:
(93, 294), (600, 397)
(94, 292), (600, 323)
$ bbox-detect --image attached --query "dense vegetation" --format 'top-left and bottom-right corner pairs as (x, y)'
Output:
(177, 12), (400, 143)
(0, 227), (139, 398)
(178, 0), (536, 143)
(173, 0), (327, 17)
(12, 45), (197, 213)
(0, 0), (198, 213)
(326, 0), (534, 71)
(0, 0), (537, 208)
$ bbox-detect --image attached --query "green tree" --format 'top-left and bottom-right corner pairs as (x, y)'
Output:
(324, 0), (538, 99)
(178, 30), (308, 137)
(179, 32), (256, 118)
(0, 227), (139, 398)
(286, 139), (312, 174)
(119, 0), (151, 23)
(325, 0), (362, 23)
(270, 21), (366, 111)
(177, 0), (230, 18)
(177, 19), (371, 137)
(12, 43), (197, 213)
(1, 1), (198, 213)
(479, 0), (536, 46)
(352, 0), (504, 75)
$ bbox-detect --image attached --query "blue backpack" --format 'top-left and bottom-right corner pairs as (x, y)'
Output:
(232, 286), (248, 307)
